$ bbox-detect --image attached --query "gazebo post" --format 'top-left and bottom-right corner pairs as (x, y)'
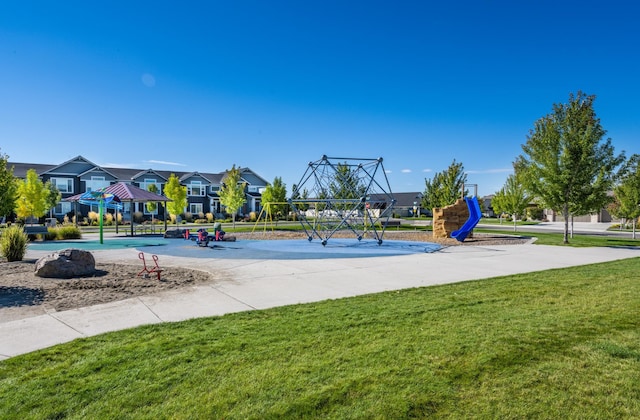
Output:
(163, 202), (167, 232)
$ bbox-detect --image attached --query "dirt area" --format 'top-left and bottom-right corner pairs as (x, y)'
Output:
(0, 231), (530, 319)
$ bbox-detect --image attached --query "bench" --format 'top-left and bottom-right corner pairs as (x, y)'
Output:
(383, 220), (402, 230)
(24, 225), (50, 239)
(412, 220), (432, 229)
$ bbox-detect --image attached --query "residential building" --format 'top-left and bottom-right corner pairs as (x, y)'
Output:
(8, 156), (268, 222)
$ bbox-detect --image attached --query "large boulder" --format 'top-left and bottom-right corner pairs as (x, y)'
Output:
(432, 198), (470, 239)
(35, 248), (96, 278)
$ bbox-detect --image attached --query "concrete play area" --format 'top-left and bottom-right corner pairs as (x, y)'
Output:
(2, 231), (639, 359)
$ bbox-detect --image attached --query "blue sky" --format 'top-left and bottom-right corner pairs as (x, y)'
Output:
(1, 1), (638, 197)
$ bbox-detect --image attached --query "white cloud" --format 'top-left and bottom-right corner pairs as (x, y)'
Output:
(401, 169), (412, 173)
(100, 162), (138, 168)
(422, 168), (433, 173)
(144, 160), (187, 167)
(385, 170), (393, 174)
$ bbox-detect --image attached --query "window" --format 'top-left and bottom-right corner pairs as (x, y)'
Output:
(85, 176), (109, 192)
(189, 203), (203, 214)
(187, 181), (205, 196)
(139, 178), (161, 193)
(51, 178), (74, 193)
(53, 201), (71, 216)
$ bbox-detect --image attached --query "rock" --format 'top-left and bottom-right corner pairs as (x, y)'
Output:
(432, 199), (470, 239)
(164, 228), (185, 238)
(35, 248), (96, 278)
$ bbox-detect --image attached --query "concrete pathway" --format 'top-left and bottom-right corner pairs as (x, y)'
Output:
(2, 235), (639, 359)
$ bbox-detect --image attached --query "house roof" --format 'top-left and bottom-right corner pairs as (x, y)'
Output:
(130, 169), (169, 182)
(65, 182), (171, 203)
(368, 192), (423, 207)
(8, 162), (55, 178)
(78, 166), (120, 179)
(41, 155), (98, 176)
(7, 156), (263, 187)
(179, 171), (213, 183)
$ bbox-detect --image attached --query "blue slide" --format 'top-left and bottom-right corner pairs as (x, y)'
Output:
(451, 196), (482, 242)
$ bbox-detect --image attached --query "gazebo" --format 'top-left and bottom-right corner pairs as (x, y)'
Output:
(66, 182), (172, 236)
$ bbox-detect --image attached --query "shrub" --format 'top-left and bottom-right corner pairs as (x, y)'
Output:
(133, 212), (144, 223)
(185, 212), (193, 222)
(44, 228), (57, 241)
(206, 212), (214, 222)
(0, 225), (29, 262)
(53, 225), (82, 240)
(527, 207), (544, 221)
(105, 213), (114, 226)
(88, 211), (99, 224)
(249, 211), (257, 222)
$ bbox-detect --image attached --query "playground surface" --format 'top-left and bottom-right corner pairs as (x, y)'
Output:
(2, 231), (639, 359)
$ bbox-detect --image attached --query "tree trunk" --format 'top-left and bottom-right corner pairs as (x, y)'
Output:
(562, 205), (570, 244)
(513, 214), (517, 232)
(570, 215), (574, 239)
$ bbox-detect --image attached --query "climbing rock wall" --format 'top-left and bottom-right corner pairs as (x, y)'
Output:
(432, 198), (470, 239)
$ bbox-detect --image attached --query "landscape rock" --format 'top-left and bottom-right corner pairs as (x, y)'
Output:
(164, 228), (186, 239)
(432, 199), (470, 239)
(34, 248), (96, 278)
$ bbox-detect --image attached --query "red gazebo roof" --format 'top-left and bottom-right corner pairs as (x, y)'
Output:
(66, 182), (171, 202)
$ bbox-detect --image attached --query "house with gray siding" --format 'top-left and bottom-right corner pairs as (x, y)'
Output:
(8, 155), (268, 222)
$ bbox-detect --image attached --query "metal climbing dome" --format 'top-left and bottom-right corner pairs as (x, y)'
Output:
(288, 155), (396, 246)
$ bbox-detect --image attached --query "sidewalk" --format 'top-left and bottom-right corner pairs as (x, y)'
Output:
(477, 221), (614, 233)
(2, 237), (639, 359)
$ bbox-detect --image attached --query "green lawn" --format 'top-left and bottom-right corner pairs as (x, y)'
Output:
(1, 258), (639, 418)
(478, 228), (640, 247)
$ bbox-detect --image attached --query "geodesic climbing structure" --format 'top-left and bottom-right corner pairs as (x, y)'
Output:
(288, 155), (396, 246)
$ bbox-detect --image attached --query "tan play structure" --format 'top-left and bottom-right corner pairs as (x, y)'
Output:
(432, 184), (481, 241)
(432, 198), (471, 239)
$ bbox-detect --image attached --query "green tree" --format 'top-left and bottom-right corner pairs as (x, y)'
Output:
(614, 154), (640, 239)
(15, 169), (50, 223)
(44, 181), (61, 218)
(515, 91), (624, 243)
(146, 183), (159, 220)
(261, 176), (287, 222)
(164, 174), (187, 225)
(422, 159), (468, 211)
(219, 164), (247, 228)
(491, 173), (531, 232)
(0, 150), (17, 221)
(290, 184), (309, 213)
(329, 163), (366, 210)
